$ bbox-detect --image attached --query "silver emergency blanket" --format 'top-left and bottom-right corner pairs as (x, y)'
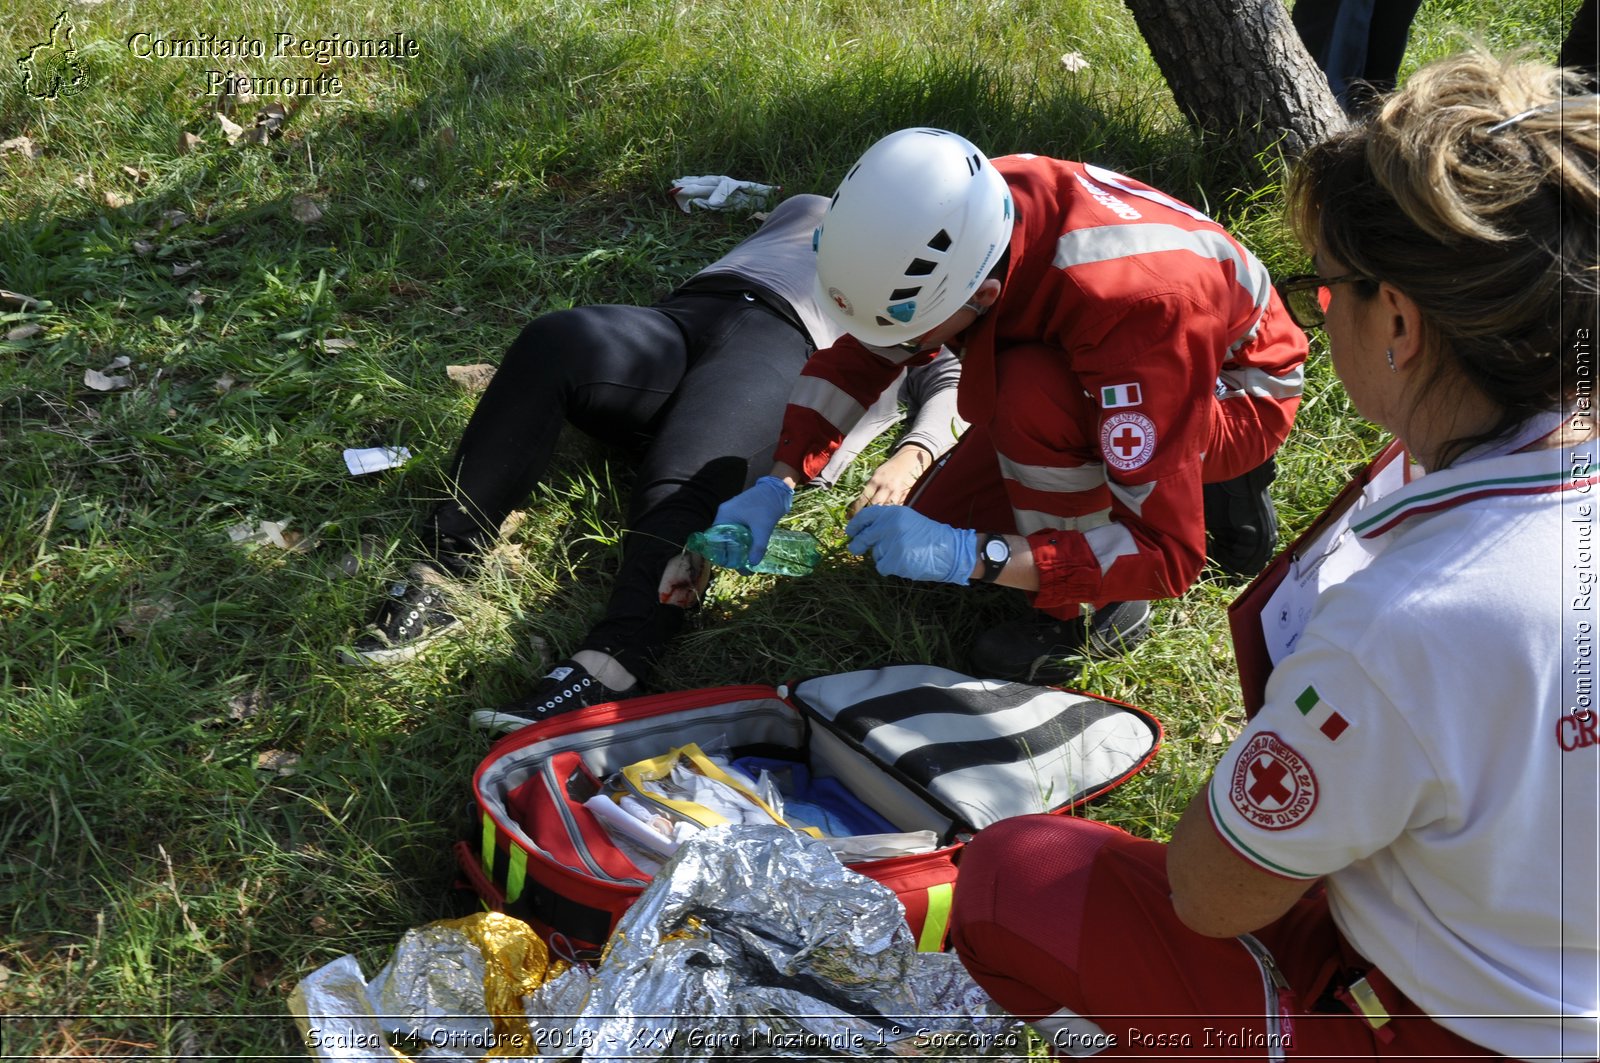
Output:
(511, 824), (1028, 1061)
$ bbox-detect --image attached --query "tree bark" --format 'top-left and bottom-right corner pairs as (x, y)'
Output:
(1123, 0), (1347, 173)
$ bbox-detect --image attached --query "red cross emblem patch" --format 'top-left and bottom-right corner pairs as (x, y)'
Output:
(1229, 731), (1317, 830)
(1100, 411), (1156, 471)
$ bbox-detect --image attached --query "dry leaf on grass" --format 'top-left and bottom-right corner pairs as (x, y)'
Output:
(102, 190), (132, 209)
(214, 373), (237, 394)
(228, 689), (267, 722)
(186, 289), (207, 307)
(253, 103), (288, 140)
(1060, 51), (1090, 72)
(132, 239), (156, 256)
(176, 131), (203, 155)
(161, 209), (190, 230)
(120, 165), (151, 185)
(445, 363), (496, 393)
(171, 261), (200, 278)
(319, 337), (357, 352)
(6, 324), (44, 342)
(288, 194), (323, 224)
(84, 357), (133, 390)
(409, 176), (428, 190)
(0, 136), (42, 158)
(116, 597), (175, 637)
(256, 750), (300, 775)
(216, 113), (247, 145)
(0, 290), (40, 309)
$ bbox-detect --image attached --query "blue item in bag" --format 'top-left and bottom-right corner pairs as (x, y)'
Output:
(732, 757), (897, 837)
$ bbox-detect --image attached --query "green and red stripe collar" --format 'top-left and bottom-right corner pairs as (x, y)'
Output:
(1353, 446), (1594, 540)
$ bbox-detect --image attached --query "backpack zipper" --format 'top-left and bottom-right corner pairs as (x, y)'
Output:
(540, 757), (650, 886)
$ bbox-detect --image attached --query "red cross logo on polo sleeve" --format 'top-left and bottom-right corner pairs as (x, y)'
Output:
(1228, 731), (1318, 830)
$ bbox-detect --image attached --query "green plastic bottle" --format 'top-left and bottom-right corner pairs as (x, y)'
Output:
(684, 523), (821, 577)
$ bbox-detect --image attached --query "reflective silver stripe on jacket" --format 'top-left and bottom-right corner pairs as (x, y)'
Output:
(999, 455), (1107, 494)
(1052, 224), (1274, 319)
(1013, 507), (1113, 536)
(1083, 521), (1139, 574)
(1083, 163), (1213, 224)
(786, 374), (867, 434)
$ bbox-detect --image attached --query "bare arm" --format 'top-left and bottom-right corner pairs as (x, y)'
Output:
(1167, 786), (1318, 937)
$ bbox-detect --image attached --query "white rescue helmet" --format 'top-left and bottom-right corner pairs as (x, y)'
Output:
(812, 128), (1014, 346)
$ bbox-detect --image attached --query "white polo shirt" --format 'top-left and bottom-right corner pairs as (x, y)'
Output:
(1209, 439), (1599, 1060)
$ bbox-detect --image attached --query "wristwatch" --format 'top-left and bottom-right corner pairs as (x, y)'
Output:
(975, 534), (1010, 583)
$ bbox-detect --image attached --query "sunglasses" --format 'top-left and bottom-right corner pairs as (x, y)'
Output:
(1275, 272), (1370, 330)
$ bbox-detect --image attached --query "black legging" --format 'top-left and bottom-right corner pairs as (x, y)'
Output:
(423, 286), (813, 677)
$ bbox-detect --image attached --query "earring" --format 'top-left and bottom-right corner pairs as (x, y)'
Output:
(1386, 348), (1397, 372)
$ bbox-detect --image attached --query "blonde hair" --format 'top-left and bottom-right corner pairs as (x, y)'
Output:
(1288, 48), (1599, 465)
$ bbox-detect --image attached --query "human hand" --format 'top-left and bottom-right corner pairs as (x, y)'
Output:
(844, 505), (977, 585)
(850, 444), (933, 516)
(711, 475), (793, 565)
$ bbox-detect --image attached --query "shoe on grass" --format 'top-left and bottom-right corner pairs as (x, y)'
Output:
(968, 600), (1153, 684)
(470, 659), (639, 736)
(343, 563), (461, 665)
(1204, 456), (1280, 578)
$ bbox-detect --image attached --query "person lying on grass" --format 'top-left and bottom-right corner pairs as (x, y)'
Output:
(343, 193), (965, 729)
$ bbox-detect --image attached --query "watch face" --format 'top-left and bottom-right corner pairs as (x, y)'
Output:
(984, 537), (1009, 564)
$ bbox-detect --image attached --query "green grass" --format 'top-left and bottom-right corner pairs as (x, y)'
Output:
(0, 0), (1573, 1056)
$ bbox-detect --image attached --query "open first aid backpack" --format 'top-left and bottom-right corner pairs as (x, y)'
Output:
(458, 664), (1161, 952)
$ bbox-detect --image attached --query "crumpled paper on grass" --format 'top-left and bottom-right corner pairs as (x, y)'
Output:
(514, 823), (1026, 1060)
(668, 175), (779, 213)
(344, 446), (411, 476)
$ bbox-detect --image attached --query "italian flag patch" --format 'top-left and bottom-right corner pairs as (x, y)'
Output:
(1100, 382), (1142, 408)
(1295, 685), (1350, 741)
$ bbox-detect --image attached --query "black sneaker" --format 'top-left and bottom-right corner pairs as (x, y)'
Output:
(470, 659), (638, 735)
(1204, 457), (1279, 578)
(343, 563), (461, 664)
(968, 601), (1153, 684)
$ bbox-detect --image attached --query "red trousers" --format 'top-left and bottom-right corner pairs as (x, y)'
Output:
(949, 816), (1494, 1060)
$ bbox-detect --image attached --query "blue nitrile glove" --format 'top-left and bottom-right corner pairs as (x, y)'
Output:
(711, 475), (794, 566)
(845, 505), (978, 585)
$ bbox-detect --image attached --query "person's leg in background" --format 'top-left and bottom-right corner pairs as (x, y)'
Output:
(347, 302), (691, 664)
(1293, 0), (1373, 107)
(1562, 0), (1599, 90)
(1346, 0), (1424, 113)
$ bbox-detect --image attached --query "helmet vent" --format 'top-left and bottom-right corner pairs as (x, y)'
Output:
(966, 153), (981, 176)
(905, 257), (937, 277)
(927, 229), (952, 252)
(875, 315), (894, 327)
(889, 286), (921, 300)
(846, 163), (862, 181)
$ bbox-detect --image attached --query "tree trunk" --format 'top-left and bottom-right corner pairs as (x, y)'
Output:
(1123, 0), (1347, 173)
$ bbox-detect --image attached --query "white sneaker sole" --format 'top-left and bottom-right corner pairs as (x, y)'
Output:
(469, 708), (534, 735)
